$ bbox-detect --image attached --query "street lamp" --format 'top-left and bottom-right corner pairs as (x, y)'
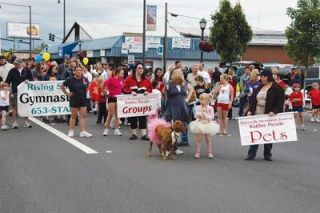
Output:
(199, 18), (207, 63)
(0, 2), (32, 59)
(57, 0), (66, 42)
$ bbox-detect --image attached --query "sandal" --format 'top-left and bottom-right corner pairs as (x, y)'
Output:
(130, 134), (138, 140)
(208, 153), (214, 159)
(194, 153), (200, 159)
(223, 132), (231, 136)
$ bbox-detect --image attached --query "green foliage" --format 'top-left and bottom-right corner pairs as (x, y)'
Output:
(285, 0), (320, 68)
(33, 42), (48, 54)
(209, 0), (252, 64)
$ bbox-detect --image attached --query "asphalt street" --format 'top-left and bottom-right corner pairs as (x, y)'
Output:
(0, 113), (320, 213)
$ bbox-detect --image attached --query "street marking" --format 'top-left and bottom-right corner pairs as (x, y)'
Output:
(28, 117), (98, 154)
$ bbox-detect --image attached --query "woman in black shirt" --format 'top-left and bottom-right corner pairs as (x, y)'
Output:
(61, 65), (92, 138)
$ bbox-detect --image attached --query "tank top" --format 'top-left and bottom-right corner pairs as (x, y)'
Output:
(217, 84), (231, 104)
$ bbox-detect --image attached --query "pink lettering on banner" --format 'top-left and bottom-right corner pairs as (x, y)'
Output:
(250, 130), (288, 144)
(122, 106), (152, 115)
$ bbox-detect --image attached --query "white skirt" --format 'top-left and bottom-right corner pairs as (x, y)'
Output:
(189, 120), (219, 136)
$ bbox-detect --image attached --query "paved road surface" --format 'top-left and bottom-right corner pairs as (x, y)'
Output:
(0, 114), (319, 213)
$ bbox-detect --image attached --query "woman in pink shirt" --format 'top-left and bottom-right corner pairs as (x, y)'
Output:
(102, 68), (124, 136)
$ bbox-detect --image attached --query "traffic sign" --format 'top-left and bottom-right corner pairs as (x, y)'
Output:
(157, 45), (163, 55)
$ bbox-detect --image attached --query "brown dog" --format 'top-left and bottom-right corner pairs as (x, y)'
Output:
(148, 120), (187, 160)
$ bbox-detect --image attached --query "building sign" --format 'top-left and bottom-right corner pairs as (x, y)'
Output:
(7, 22), (40, 39)
(86, 50), (93, 58)
(17, 81), (71, 117)
(117, 94), (158, 118)
(172, 38), (191, 49)
(147, 37), (161, 49)
(146, 5), (157, 31)
(238, 112), (298, 146)
(100, 49), (106, 57)
(128, 55), (135, 65)
(125, 37), (143, 53)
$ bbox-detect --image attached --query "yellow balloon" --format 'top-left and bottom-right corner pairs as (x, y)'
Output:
(43, 52), (51, 61)
(3, 52), (10, 59)
(83, 57), (89, 65)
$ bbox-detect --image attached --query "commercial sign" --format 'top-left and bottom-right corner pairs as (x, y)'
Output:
(238, 112), (298, 146)
(146, 5), (157, 31)
(172, 38), (191, 49)
(17, 81), (71, 117)
(117, 94), (158, 118)
(7, 22), (40, 39)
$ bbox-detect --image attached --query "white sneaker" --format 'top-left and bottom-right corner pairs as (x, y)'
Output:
(1, 125), (9, 130)
(114, 128), (122, 136)
(68, 130), (74, 137)
(80, 131), (92, 138)
(316, 118), (320, 123)
(175, 149), (184, 155)
(24, 121), (32, 128)
(301, 125), (306, 130)
(103, 128), (109, 136)
(12, 122), (18, 129)
(311, 117), (315, 122)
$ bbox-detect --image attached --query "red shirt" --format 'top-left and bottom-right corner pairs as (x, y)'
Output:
(308, 89), (320, 105)
(123, 75), (152, 94)
(289, 91), (304, 107)
(104, 76), (124, 97)
(278, 80), (286, 89)
(88, 81), (99, 101)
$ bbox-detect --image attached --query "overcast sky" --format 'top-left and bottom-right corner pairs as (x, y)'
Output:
(0, 0), (297, 50)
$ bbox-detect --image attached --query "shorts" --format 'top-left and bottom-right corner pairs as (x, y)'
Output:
(10, 93), (17, 107)
(0, 106), (9, 112)
(312, 104), (320, 110)
(292, 106), (304, 113)
(70, 98), (86, 108)
(216, 103), (229, 111)
(107, 96), (117, 103)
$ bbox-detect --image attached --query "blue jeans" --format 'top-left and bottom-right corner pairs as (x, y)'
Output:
(238, 96), (248, 116)
(181, 122), (189, 144)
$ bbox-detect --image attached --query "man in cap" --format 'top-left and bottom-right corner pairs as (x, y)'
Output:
(5, 58), (33, 128)
(0, 55), (15, 83)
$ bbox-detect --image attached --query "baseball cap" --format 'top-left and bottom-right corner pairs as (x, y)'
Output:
(14, 58), (24, 64)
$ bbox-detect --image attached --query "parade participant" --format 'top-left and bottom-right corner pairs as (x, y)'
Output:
(103, 68), (124, 136)
(43, 64), (62, 81)
(289, 83), (305, 130)
(61, 65), (92, 138)
(0, 82), (10, 130)
(91, 62), (108, 81)
(308, 82), (320, 122)
(62, 57), (77, 80)
(194, 75), (211, 99)
(198, 63), (211, 84)
(89, 75), (100, 115)
(82, 65), (93, 113)
(96, 77), (107, 125)
(190, 93), (219, 159)
(238, 67), (251, 117)
(246, 69), (261, 103)
(123, 63), (152, 140)
(164, 69), (193, 150)
(273, 73), (286, 89)
(5, 58), (33, 129)
(215, 74), (234, 136)
(163, 64), (175, 85)
(187, 64), (199, 87)
(0, 55), (14, 83)
(152, 68), (164, 92)
(245, 69), (285, 161)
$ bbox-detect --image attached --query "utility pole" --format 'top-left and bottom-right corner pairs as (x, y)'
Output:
(29, 5), (32, 58)
(142, 0), (146, 65)
(163, 2), (168, 72)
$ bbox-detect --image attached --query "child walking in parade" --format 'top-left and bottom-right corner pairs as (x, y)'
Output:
(0, 82), (10, 130)
(308, 82), (320, 122)
(189, 93), (219, 159)
(289, 83), (305, 130)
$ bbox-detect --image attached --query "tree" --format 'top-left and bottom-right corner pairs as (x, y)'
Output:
(286, 0), (320, 88)
(33, 42), (48, 54)
(209, 0), (252, 64)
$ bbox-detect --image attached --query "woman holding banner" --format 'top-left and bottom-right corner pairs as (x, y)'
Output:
(123, 63), (152, 140)
(61, 65), (92, 138)
(245, 69), (285, 161)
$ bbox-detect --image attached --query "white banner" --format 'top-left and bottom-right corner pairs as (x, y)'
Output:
(7, 22), (40, 39)
(17, 81), (71, 117)
(117, 94), (158, 118)
(172, 38), (191, 49)
(238, 112), (297, 146)
(125, 37), (143, 53)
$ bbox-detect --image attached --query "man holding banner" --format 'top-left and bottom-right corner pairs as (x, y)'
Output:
(243, 69), (286, 161)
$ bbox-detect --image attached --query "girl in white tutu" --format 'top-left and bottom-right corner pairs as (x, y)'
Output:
(190, 93), (219, 159)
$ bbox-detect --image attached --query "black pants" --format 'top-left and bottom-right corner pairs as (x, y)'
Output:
(97, 102), (107, 124)
(248, 144), (273, 158)
(238, 96), (248, 117)
(130, 116), (147, 129)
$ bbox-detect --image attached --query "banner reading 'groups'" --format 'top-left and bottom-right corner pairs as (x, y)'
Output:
(17, 81), (71, 117)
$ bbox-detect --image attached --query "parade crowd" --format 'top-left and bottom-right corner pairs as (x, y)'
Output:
(0, 54), (320, 160)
